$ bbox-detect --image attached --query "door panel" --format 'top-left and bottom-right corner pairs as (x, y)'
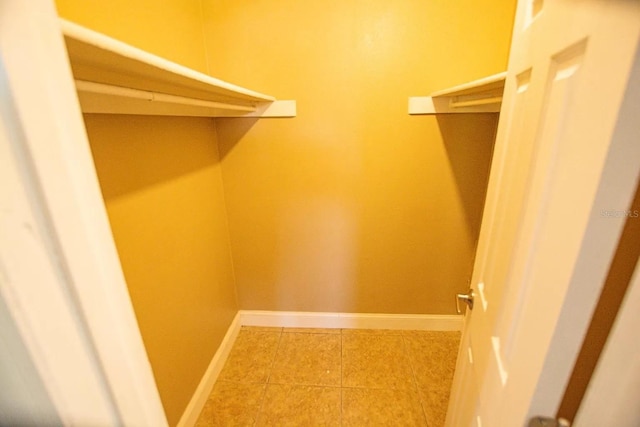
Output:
(495, 40), (587, 369)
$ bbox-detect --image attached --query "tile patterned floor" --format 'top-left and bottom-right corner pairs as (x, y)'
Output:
(195, 327), (460, 426)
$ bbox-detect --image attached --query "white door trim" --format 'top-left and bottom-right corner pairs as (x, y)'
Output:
(0, 0), (167, 425)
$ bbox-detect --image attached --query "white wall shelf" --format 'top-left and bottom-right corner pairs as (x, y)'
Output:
(408, 72), (506, 115)
(60, 19), (296, 118)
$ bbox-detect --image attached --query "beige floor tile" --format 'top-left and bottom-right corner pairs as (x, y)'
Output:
(342, 334), (415, 389)
(418, 387), (451, 427)
(269, 333), (341, 386)
(256, 384), (341, 426)
(218, 330), (281, 383)
(283, 327), (341, 334)
(403, 331), (460, 390)
(342, 388), (427, 426)
(195, 382), (265, 427)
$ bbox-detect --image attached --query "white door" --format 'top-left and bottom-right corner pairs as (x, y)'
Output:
(446, 0), (640, 425)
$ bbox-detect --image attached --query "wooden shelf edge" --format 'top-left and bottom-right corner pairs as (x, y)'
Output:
(61, 18), (296, 117)
(430, 72), (507, 98)
(409, 72), (506, 115)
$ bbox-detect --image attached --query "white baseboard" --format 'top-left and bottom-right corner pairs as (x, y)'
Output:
(238, 310), (463, 331)
(178, 309), (463, 426)
(176, 313), (241, 427)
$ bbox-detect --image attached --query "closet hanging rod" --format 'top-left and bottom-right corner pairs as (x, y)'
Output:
(75, 80), (256, 112)
(449, 96), (503, 109)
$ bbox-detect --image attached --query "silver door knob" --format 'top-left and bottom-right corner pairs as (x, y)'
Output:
(528, 416), (570, 427)
(456, 289), (475, 314)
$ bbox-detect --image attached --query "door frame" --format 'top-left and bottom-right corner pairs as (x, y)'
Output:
(573, 256), (640, 426)
(3, 0), (638, 425)
(0, 0), (167, 425)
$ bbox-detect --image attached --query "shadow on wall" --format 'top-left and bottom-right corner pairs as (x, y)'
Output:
(436, 113), (498, 241)
(85, 114), (220, 200)
(217, 117), (259, 160)
(216, 116), (300, 161)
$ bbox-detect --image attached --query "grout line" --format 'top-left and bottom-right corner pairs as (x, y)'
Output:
(253, 328), (283, 426)
(339, 386), (343, 427)
(281, 328), (342, 335)
(251, 383), (267, 427)
(265, 328), (284, 383)
(262, 382), (342, 388)
(338, 384), (417, 390)
(401, 335), (420, 392)
(402, 334), (431, 426)
(340, 328), (344, 389)
(340, 328), (344, 427)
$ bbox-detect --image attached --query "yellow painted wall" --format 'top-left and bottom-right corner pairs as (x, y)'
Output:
(55, 0), (209, 73)
(203, 0), (516, 313)
(83, 115), (237, 425)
